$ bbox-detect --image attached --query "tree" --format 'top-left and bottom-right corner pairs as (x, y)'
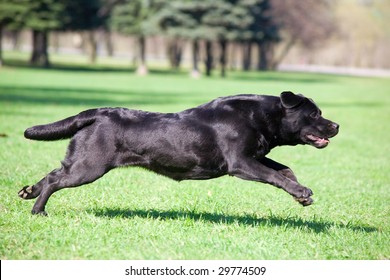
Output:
(111, 0), (165, 74)
(151, 1), (214, 77)
(224, 0), (279, 71)
(25, 0), (111, 67)
(248, 0), (279, 70)
(270, 0), (337, 68)
(201, 0), (251, 76)
(153, 0), (249, 77)
(0, 0), (28, 66)
(155, 0), (278, 76)
(166, 38), (183, 70)
(24, 0), (65, 67)
(1, 0), (110, 67)
(98, 0), (124, 57)
(62, 0), (107, 64)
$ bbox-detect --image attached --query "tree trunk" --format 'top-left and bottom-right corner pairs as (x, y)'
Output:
(167, 38), (183, 70)
(272, 38), (296, 70)
(104, 28), (114, 57)
(52, 32), (60, 53)
(85, 31), (97, 64)
(30, 30), (50, 68)
(191, 39), (200, 78)
(204, 40), (213, 77)
(136, 35), (148, 75)
(242, 41), (252, 71)
(229, 42), (238, 71)
(219, 39), (227, 77)
(11, 30), (21, 50)
(257, 41), (271, 71)
(0, 24), (3, 67)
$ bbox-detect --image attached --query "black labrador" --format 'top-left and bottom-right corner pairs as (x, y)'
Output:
(19, 91), (339, 215)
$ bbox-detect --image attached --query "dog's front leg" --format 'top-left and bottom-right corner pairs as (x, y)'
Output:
(259, 157), (298, 182)
(228, 157), (313, 206)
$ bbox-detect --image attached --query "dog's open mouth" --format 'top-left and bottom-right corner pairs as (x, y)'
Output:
(306, 134), (330, 148)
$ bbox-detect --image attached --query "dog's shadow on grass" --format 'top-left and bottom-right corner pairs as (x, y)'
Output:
(91, 208), (377, 234)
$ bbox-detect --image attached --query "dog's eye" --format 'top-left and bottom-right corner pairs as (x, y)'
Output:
(310, 112), (319, 119)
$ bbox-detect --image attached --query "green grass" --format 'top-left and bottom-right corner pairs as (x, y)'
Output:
(0, 52), (389, 260)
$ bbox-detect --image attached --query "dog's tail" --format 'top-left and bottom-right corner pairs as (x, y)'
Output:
(24, 109), (97, 141)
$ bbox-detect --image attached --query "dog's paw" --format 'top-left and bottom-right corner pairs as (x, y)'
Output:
(294, 187), (313, 206)
(295, 196), (314, 206)
(31, 209), (48, 216)
(18, 186), (35, 199)
(302, 187), (313, 198)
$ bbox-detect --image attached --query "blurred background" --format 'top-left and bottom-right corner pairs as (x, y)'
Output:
(0, 0), (389, 77)
(1, 1), (390, 261)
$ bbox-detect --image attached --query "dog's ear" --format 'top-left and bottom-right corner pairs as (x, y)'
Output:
(280, 91), (305, 108)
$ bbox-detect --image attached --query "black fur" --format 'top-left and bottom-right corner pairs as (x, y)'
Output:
(19, 91), (339, 215)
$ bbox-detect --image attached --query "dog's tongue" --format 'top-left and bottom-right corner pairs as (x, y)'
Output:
(316, 138), (329, 145)
(307, 134), (330, 147)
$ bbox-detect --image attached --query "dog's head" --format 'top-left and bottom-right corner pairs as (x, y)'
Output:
(280, 91), (339, 148)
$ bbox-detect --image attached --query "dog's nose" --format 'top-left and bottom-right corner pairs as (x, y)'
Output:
(330, 122), (339, 130)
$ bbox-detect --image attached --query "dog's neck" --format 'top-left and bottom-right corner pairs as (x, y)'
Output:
(252, 102), (298, 150)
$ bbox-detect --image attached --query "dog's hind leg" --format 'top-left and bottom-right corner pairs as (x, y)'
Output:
(19, 135), (114, 215)
(18, 161), (109, 202)
(19, 122), (118, 215)
(18, 185), (43, 200)
(20, 159), (110, 215)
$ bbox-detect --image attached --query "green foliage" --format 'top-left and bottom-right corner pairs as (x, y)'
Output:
(61, 0), (105, 31)
(201, 1), (249, 41)
(110, 0), (166, 35)
(240, 0), (279, 42)
(0, 0), (29, 28)
(151, 0), (279, 42)
(0, 53), (390, 259)
(22, 0), (65, 31)
(152, 0), (230, 40)
(1, 0), (106, 31)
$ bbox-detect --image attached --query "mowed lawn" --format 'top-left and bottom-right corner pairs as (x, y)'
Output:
(0, 55), (389, 259)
